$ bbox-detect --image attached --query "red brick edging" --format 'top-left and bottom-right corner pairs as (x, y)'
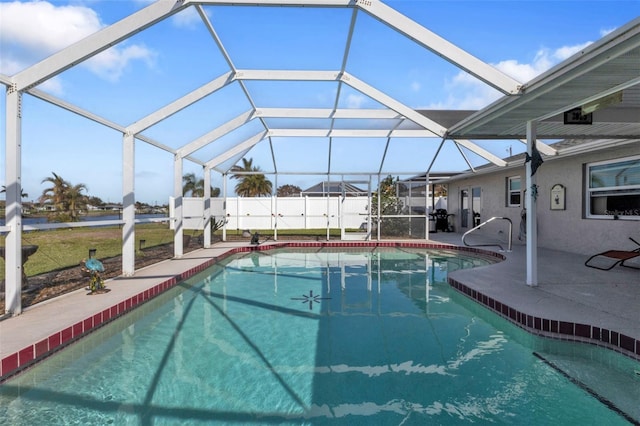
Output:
(449, 277), (640, 360)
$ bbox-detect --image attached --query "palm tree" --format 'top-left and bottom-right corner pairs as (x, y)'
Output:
(182, 173), (221, 197)
(40, 172), (68, 212)
(182, 173), (200, 196)
(39, 172), (88, 222)
(1, 185), (29, 199)
(231, 158), (272, 197)
(66, 183), (88, 221)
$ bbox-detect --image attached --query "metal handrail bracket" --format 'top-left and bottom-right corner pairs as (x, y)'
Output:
(462, 216), (513, 252)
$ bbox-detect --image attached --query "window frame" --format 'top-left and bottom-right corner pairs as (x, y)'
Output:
(506, 176), (521, 207)
(585, 155), (640, 220)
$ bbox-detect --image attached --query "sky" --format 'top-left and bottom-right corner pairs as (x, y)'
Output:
(0, 0), (638, 205)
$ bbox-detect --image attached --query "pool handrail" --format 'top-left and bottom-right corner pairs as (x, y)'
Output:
(462, 216), (512, 252)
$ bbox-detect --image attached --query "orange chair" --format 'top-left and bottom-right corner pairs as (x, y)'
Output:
(585, 237), (640, 270)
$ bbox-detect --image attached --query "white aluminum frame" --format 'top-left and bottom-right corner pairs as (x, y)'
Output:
(3, 0), (635, 314)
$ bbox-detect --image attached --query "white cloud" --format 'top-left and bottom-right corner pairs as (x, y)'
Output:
(411, 81), (421, 92)
(600, 27), (616, 38)
(346, 93), (366, 108)
(1, 1), (101, 54)
(434, 40), (595, 110)
(37, 78), (64, 95)
(552, 41), (592, 61)
(85, 44), (157, 83)
(0, 1), (156, 86)
(172, 6), (201, 29)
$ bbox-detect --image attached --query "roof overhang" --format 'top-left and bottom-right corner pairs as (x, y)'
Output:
(447, 17), (640, 141)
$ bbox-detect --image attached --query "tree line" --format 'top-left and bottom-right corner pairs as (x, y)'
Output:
(5, 159), (408, 232)
(11, 158), (302, 222)
(183, 157), (302, 197)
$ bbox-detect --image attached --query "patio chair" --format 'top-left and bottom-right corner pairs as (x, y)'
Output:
(584, 237), (640, 270)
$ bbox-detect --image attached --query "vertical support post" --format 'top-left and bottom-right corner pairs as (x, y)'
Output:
(367, 175), (372, 241)
(339, 180), (345, 240)
(425, 172), (429, 240)
(304, 195), (309, 230)
(408, 179), (412, 238)
(122, 132), (136, 275)
(326, 175), (330, 241)
(237, 194), (242, 235)
(376, 174), (381, 241)
(274, 174), (278, 241)
(173, 155), (184, 257)
(4, 85), (23, 315)
(526, 120), (538, 286)
(203, 166), (211, 248)
(222, 173), (227, 242)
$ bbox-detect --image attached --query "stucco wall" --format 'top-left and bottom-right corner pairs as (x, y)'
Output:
(446, 143), (639, 255)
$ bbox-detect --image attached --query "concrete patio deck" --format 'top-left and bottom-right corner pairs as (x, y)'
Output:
(430, 231), (639, 344)
(1, 235), (638, 382)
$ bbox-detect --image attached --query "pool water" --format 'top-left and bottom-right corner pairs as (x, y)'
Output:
(0, 248), (636, 425)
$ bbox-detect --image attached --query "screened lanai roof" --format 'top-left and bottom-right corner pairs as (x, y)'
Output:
(2, 1), (639, 191)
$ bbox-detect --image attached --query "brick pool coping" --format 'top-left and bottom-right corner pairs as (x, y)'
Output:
(449, 277), (640, 361)
(1, 241), (637, 382)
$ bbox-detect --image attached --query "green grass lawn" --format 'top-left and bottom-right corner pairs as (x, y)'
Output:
(1, 226), (349, 277)
(1, 223), (189, 277)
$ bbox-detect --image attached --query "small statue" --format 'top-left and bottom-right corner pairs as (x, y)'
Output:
(81, 257), (108, 294)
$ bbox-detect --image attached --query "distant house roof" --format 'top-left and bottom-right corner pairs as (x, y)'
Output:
(301, 181), (367, 196)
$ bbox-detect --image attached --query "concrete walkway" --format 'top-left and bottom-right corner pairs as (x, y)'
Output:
(0, 242), (248, 363)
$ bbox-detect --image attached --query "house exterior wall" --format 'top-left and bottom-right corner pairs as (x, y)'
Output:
(446, 143), (639, 255)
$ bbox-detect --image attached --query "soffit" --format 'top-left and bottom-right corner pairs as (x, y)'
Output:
(447, 17), (640, 141)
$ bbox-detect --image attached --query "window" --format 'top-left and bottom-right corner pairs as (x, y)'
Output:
(586, 155), (640, 219)
(507, 176), (521, 207)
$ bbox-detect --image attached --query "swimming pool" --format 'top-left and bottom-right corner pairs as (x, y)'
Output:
(0, 247), (637, 424)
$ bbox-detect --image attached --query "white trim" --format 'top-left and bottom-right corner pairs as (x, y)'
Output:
(507, 176), (522, 207)
(585, 154), (640, 219)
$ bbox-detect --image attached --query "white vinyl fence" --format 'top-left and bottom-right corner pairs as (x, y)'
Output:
(170, 195), (445, 239)
(171, 196), (369, 231)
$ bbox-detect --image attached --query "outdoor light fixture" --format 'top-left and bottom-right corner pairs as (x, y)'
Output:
(89, 248), (97, 258)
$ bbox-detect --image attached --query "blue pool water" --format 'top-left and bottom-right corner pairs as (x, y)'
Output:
(0, 248), (637, 425)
